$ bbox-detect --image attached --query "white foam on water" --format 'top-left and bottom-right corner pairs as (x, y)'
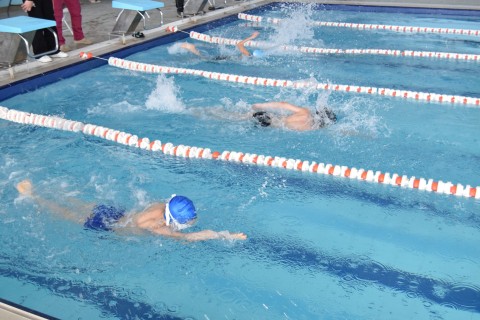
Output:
(167, 42), (189, 55)
(87, 100), (143, 114)
(145, 75), (186, 113)
(330, 96), (391, 144)
(269, 4), (319, 47)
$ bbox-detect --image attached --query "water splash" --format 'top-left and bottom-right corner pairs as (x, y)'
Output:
(167, 42), (188, 55)
(239, 176), (269, 210)
(270, 3), (319, 47)
(277, 78), (331, 107)
(131, 187), (149, 209)
(145, 75), (186, 113)
(86, 174), (118, 202)
(188, 97), (250, 122)
(330, 96), (390, 140)
(220, 97), (250, 112)
(87, 100), (143, 114)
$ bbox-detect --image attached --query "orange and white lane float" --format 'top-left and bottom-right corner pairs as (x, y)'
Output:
(238, 13), (480, 37)
(96, 54), (479, 107)
(187, 31), (480, 62)
(1, 106), (479, 199)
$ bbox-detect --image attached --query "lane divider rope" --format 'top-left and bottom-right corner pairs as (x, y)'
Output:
(1, 106), (478, 199)
(105, 56), (480, 107)
(238, 13), (480, 37)
(187, 30), (480, 62)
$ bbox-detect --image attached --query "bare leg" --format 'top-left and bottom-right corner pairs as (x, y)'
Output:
(16, 180), (93, 224)
(65, 196), (96, 213)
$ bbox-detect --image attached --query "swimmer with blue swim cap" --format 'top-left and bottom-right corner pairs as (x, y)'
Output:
(16, 180), (247, 242)
(236, 31), (261, 57)
(252, 49), (266, 58)
(180, 31), (266, 60)
(164, 194), (197, 230)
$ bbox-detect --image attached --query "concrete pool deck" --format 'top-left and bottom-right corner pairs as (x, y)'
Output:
(0, 0), (273, 87)
(0, 0), (479, 87)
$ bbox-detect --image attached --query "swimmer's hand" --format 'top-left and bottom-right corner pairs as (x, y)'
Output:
(248, 31), (259, 40)
(218, 231), (247, 240)
(16, 180), (33, 196)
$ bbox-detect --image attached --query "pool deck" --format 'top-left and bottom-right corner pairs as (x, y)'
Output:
(0, 0), (479, 88)
(0, 300), (50, 320)
(0, 0), (479, 319)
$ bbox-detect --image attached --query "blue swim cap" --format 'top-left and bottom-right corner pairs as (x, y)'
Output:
(166, 195), (197, 227)
(252, 49), (265, 58)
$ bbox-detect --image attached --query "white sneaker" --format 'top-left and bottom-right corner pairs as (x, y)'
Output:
(51, 51), (69, 58)
(38, 55), (53, 63)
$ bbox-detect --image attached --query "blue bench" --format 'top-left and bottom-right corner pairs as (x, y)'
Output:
(0, 16), (58, 64)
(111, 0), (164, 39)
(0, 16), (56, 34)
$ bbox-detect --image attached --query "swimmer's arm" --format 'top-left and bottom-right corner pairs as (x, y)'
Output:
(252, 102), (306, 114)
(237, 31), (259, 57)
(149, 226), (247, 242)
(179, 43), (220, 61)
(236, 42), (251, 57)
(180, 43), (202, 56)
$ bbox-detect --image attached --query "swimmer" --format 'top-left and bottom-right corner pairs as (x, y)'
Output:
(180, 42), (230, 61)
(193, 101), (336, 131)
(15, 180), (247, 242)
(236, 31), (262, 57)
(180, 31), (265, 59)
(251, 101), (337, 131)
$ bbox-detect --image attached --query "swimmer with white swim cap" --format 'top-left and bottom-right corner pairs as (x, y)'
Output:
(15, 180), (247, 241)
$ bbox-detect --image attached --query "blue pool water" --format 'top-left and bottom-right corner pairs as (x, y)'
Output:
(1, 3), (480, 319)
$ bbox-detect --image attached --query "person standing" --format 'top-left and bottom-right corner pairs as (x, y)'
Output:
(176, 0), (184, 17)
(52, 0), (92, 52)
(21, 0), (68, 62)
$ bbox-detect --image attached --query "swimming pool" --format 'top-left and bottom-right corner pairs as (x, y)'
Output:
(1, 2), (479, 319)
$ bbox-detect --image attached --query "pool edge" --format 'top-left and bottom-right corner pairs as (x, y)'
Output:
(1, 0), (479, 89)
(0, 300), (57, 320)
